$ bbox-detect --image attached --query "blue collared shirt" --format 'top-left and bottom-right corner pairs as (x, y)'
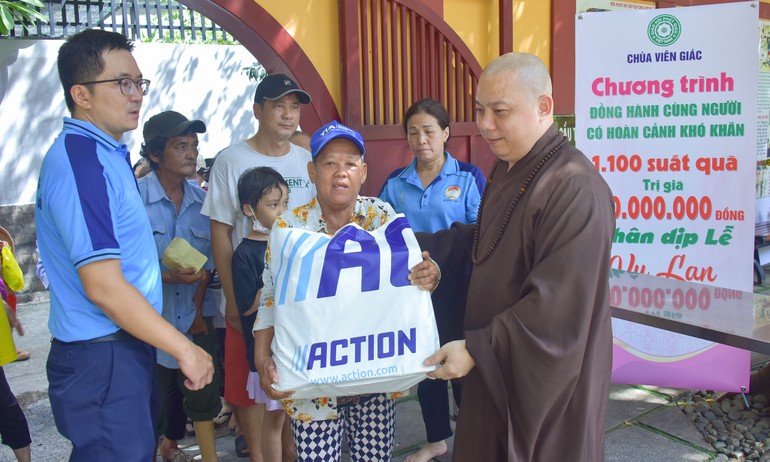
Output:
(379, 152), (486, 232)
(36, 118), (162, 342)
(138, 173), (213, 369)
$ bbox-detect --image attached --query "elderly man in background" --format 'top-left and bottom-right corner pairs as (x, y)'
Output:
(138, 110), (222, 462)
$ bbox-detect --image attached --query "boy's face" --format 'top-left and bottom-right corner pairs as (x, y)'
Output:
(249, 185), (289, 230)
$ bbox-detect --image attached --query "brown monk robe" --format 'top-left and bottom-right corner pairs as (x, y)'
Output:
(418, 123), (615, 461)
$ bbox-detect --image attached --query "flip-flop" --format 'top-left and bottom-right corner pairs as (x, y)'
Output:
(14, 350), (31, 362)
(213, 409), (232, 426)
(235, 434), (250, 458)
(162, 449), (194, 462)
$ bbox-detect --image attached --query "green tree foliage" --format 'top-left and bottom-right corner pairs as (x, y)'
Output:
(242, 62), (267, 83)
(0, 0), (48, 35)
(139, 5), (238, 45)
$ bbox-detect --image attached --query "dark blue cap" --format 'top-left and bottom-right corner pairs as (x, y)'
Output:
(310, 121), (365, 159)
(254, 74), (311, 104)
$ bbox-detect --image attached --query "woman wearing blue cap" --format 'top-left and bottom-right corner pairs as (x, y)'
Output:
(252, 121), (439, 461)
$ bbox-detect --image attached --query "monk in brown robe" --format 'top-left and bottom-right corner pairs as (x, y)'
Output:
(419, 53), (615, 461)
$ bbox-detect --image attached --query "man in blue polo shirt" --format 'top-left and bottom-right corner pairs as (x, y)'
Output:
(35, 29), (213, 461)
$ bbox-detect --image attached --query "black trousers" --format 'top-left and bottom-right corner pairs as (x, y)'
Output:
(0, 366), (30, 450)
(418, 254), (470, 442)
(417, 377), (462, 442)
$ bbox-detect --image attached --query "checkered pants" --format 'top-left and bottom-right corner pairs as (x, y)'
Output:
(291, 394), (395, 461)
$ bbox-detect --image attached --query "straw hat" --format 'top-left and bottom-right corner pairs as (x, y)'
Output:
(0, 226), (14, 252)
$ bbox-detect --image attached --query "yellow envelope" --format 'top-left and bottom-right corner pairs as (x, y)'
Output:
(162, 238), (207, 272)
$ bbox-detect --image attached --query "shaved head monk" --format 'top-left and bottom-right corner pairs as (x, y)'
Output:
(420, 52), (615, 461)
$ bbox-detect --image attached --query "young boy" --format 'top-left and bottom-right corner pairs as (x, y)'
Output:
(232, 167), (290, 462)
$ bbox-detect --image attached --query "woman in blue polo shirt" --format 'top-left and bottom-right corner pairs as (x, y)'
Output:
(379, 98), (485, 462)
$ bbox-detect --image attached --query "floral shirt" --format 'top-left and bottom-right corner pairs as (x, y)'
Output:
(254, 196), (408, 421)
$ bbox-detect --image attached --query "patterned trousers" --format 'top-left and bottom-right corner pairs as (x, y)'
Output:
(291, 394), (395, 461)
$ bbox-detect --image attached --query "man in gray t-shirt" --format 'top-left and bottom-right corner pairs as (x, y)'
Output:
(200, 73), (313, 460)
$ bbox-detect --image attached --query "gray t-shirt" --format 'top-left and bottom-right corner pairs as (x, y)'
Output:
(201, 140), (315, 248)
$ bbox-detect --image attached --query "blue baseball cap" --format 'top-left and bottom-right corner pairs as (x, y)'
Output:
(310, 121), (365, 159)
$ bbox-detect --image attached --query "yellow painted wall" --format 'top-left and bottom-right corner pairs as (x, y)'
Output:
(440, 1), (552, 69)
(260, 1), (343, 114)
(512, 1), (551, 69)
(389, 1), (554, 94)
(259, 1), (552, 111)
(444, 0), (498, 68)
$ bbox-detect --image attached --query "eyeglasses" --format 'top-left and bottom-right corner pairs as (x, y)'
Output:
(76, 78), (151, 96)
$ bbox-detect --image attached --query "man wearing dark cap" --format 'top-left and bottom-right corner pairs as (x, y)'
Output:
(201, 73), (314, 459)
(138, 111), (221, 462)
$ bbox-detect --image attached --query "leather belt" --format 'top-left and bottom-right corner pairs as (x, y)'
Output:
(51, 329), (136, 345)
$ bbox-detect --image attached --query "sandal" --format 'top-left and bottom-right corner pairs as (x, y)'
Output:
(14, 350), (31, 362)
(213, 408), (232, 426)
(162, 449), (194, 462)
(235, 434), (250, 458)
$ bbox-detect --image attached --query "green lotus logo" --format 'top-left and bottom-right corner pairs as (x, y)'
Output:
(648, 14), (681, 47)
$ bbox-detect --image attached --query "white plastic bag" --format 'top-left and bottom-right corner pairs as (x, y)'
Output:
(270, 214), (440, 398)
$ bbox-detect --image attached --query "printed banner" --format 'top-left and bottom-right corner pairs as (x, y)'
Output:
(757, 20), (770, 207)
(577, 0), (654, 14)
(576, 3), (759, 391)
(269, 214), (440, 398)
(610, 270), (754, 390)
